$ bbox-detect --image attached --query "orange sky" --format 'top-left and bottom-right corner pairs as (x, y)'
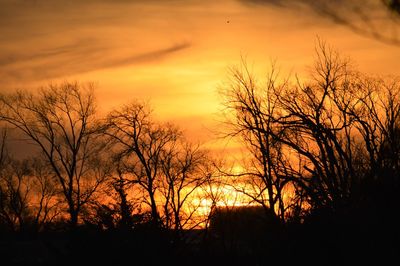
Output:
(1, 0), (399, 152)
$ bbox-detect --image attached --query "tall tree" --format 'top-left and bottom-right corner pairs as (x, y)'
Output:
(0, 82), (109, 228)
(104, 102), (180, 227)
(221, 39), (400, 218)
(220, 61), (289, 222)
(105, 101), (213, 232)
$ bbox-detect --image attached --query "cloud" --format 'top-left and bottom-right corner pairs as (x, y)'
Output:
(0, 0), (195, 85)
(0, 41), (93, 67)
(105, 43), (191, 68)
(238, 0), (384, 20)
(0, 40), (190, 83)
(237, 0), (400, 45)
(238, 0), (296, 8)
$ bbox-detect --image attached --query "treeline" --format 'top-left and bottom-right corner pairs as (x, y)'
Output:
(0, 84), (219, 236)
(0, 41), (399, 263)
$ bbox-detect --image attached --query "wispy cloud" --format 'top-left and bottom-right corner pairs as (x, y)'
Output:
(0, 40), (190, 83)
(238, 0), (400, 45)
(105, 43), (191, 68)
(0, 0), (193, 84)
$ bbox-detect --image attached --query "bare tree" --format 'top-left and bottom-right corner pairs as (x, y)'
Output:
(159, 141), (211, 234)
(269, 42), (357, 209)
(85, 157), (140, 231)
(0, 129), (60, 232)
(104, 101), (180, 228)
(274, 41), (400, 208)
(221, 39), (400, 219)
(0, 154), (31, 232)
(0, 82), (109, 228)
(220, 60), (292, 222)
(29, 157), (62, 231)
(344, 76), (400, 185)
(105, 101), (214, 235)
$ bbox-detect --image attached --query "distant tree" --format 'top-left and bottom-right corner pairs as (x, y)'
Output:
(28, 157), (61, 231)
(83, 157), (140, 231)
(159, 141), (211, 234)
(0, 82), (110, 228)
(104, 101), (213, 235)
(104, 102), (180, 228)
(0, 129), (60, 232)
(189, 158), (226, 248)
(0, 138), (31, 232)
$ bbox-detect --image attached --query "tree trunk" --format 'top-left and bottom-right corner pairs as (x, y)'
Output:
(149, 193), (160, 228)
(69, 209), (79, 229)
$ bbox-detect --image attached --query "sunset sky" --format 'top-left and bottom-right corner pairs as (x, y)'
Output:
(1, 0), (399, 151)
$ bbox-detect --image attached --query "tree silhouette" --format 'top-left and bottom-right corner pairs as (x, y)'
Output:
(220, 61), (292, 223)
(0, 82), (110, 228)
(159, 141), (211, 234)
(0, 129), (60, 232)
(104, 102), (178, 228)
(104, 101), (213, 234)
(222, 39), (400, 217)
